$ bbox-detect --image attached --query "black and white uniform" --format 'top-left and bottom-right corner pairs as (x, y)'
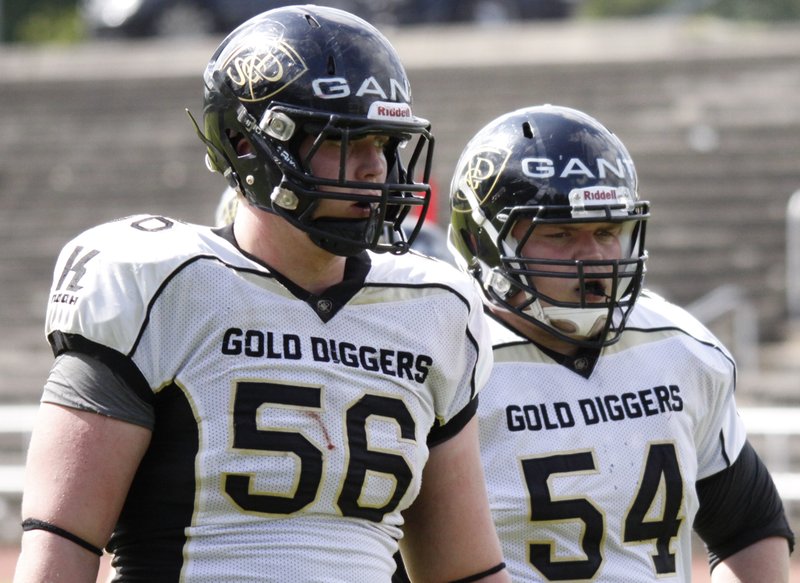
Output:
(43, 215), (491, 582)
(478, 290), (789, 581)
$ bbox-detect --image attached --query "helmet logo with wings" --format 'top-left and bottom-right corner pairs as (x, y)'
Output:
(453, 146), (512, 211)
(220, 36), (308, 102)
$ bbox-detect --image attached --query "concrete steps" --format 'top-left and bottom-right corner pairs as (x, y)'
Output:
(1, 18), (800, 401)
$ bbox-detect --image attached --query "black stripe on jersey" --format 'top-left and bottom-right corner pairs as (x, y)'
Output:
(427, 396), (478, 447)
(464, 302), (482, 402)
(718, 429), (731, 467)
(215, 223), (373, 322)
(360, 278), (483, 444)
(108, 382), (198, 581)
(128, 253), (243, 357)
(365, 280), (481, 401)
(486, 310), (601, 378)
(273, 253), (372, 322)
(48, 331), (153, 406)
(623, 324), (738, 382)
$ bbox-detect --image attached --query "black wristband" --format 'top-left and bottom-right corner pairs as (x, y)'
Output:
(449, 562), (506, 583)
(21, 518), (103, 556)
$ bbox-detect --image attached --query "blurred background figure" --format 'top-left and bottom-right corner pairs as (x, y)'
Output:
(77, 0), (582, 39)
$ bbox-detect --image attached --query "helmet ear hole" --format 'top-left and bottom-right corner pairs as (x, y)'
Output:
(225, 131), (253, 158)
(235, 138), (254, 158)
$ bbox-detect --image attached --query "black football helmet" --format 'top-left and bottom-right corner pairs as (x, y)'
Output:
(190, 5), (433, 256)
(449, 105), (650, 348)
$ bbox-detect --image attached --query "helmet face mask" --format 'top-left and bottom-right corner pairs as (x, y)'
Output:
(449, 105), (650, 348)
(193, 5), (433, 256)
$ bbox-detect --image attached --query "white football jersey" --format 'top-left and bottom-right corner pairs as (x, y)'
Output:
(44, 215), (491, 582)
(478, 291), (746, 582)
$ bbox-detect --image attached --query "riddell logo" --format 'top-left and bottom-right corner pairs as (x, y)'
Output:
(378, 105), (410, 117)
(583, 189), (617, 201)
(368, 101), (412, 121)
(568, 186), (633, 214)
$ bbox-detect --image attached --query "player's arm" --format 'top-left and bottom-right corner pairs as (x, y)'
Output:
(710, 537), (790, 583)
(694, 440), (794, 583)
(13, 402), (151, 583)
(400, 415), (509, 583)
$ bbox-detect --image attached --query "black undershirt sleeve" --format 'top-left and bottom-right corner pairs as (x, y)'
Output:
(42, 351), (155, 430)
(694, 440), (795, 570)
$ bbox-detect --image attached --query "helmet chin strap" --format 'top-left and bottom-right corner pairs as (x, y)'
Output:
(307, 216), (380, 257)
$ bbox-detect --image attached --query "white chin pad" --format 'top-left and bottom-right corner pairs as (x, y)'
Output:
(541, 306), (607, 339)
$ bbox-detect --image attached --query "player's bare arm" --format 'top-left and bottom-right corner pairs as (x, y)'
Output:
(400, 417), (509, 583)
(14, 403), (150, 583)
(711, 537), (790, 583)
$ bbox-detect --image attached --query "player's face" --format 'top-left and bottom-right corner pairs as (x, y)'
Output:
(299, 134), (389, 220)
(512, 220), (624, 305)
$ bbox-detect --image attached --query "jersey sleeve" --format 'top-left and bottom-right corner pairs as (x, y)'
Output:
(692, 345), (747, 479)
(640, 293), (748, 479)
(428, 276), (493, 441)
(42, 216), (200, 418)
(45, 215), (204, 357)
(47, 217), (158, 355)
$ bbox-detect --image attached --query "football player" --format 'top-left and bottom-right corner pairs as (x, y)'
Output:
(447, 104), (794, 582)
(14, 6), (509, 582)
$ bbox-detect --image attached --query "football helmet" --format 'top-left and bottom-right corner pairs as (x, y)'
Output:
(190, 5), (433, 256)
(449, 105), (650, 348)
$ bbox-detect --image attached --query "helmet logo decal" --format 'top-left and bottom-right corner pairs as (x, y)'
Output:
(221, 40), (308, 102)
(452, 146), (512, 211)
(312, 76), (411, 102)
(521, 157), (635, 179)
